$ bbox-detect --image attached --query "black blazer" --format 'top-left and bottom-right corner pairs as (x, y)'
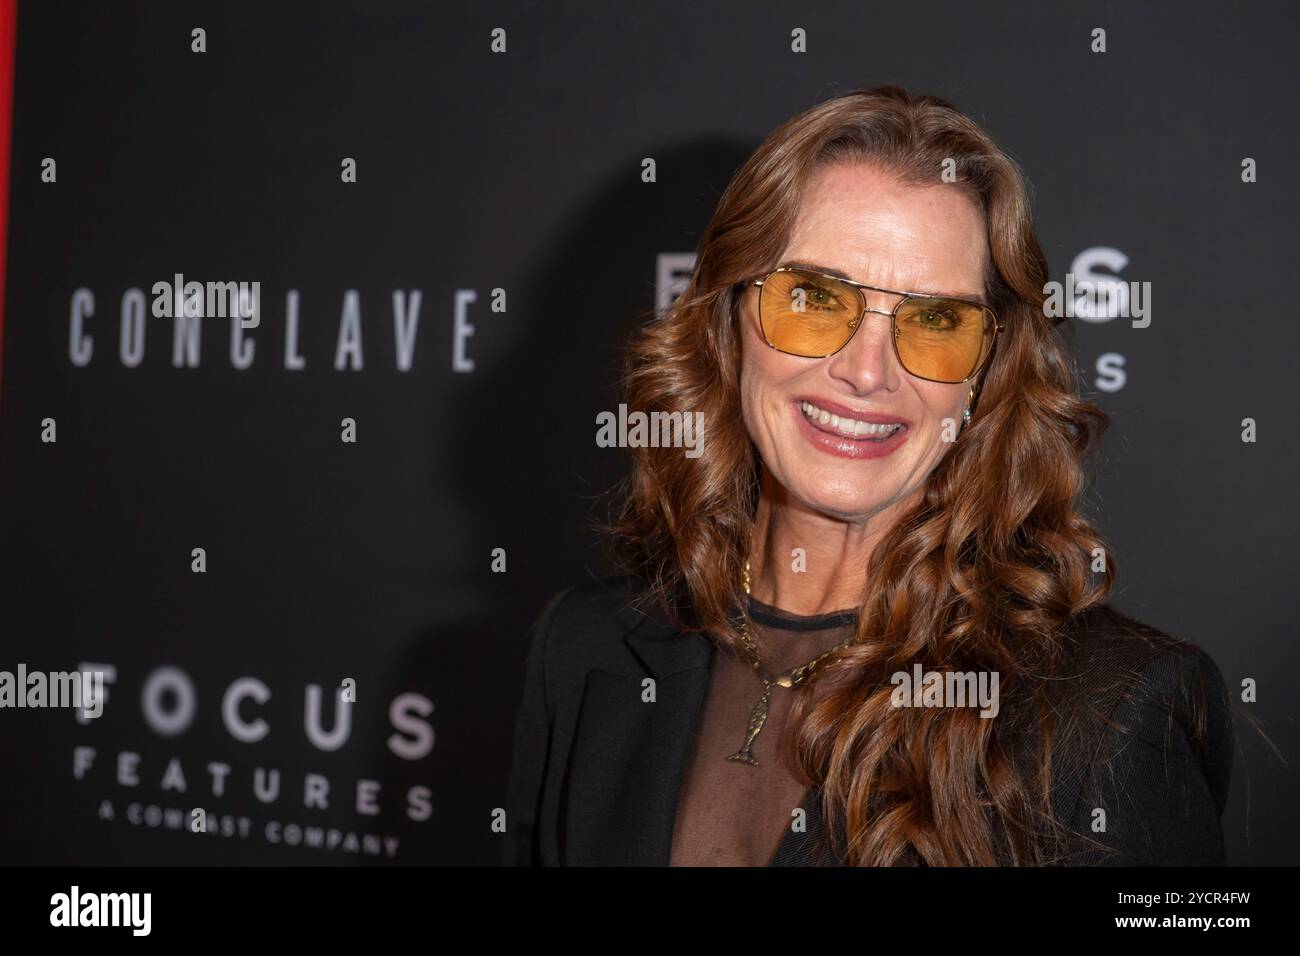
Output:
(504, 576), (1234, 866)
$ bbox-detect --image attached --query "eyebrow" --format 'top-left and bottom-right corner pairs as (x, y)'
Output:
(779, 259), (989, 306)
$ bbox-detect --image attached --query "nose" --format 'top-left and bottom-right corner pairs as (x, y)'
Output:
(825, 305), (901, 396)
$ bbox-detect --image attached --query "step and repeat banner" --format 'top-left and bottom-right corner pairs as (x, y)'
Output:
(0, 1), (1295, 865)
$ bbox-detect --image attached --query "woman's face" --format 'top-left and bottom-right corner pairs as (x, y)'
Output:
(739, 162), (990, 522)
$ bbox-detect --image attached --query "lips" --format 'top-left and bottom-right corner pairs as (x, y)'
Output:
(798, 398), (908, 438)
(792, 398), (911, 460)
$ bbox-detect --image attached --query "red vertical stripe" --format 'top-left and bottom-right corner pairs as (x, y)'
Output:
(0, 0), (15, 398)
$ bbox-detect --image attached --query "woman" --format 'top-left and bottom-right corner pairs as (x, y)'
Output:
(505, 85), (1234, 866)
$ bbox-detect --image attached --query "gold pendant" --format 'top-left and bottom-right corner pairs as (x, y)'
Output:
(726, 681), (772, 766)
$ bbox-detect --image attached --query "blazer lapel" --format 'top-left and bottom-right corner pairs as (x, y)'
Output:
(560, 595), (712, 865)
(561, 590), (841, 866)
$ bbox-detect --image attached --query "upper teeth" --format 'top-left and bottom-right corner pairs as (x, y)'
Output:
(801, 401), (902, 439)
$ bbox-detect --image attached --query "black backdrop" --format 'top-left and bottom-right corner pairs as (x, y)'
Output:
(1, 0), (1296, 865)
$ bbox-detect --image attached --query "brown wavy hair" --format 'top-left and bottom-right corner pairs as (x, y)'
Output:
(602, 85), (1171, 865)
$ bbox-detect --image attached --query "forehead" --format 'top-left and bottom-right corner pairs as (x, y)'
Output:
(782, 162), (989, 297)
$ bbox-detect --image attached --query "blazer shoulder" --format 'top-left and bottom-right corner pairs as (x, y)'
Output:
(1014, 604), (1231, 775)
(1045, 605), (1235, 863)
(1056, 604), (1230, 714)
(527, 574), (664, 669)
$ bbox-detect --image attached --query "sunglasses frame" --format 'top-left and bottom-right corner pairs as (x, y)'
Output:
(749, 266), (1004, 384)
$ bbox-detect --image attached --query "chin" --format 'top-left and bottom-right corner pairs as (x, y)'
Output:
(792, 483), (893, 522)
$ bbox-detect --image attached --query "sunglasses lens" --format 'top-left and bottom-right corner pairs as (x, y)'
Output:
(894, 297), (995, 383)
(758, 269), (861, 357)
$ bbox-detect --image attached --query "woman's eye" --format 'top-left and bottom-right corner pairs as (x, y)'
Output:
(918, 309), (959, 329)
(792, 284), (840, 310)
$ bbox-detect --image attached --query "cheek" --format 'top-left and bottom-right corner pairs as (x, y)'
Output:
(738, 335), (760, 422)
(740, 327), (794, 417)
(740, 358), (775, 446)
(914, 381), (967, 423)
(743, 353), (820, 450)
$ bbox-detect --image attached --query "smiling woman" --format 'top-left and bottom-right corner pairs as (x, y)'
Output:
(504, 84), (1234, 867)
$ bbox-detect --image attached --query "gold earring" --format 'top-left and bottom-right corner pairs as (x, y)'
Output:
(962, 385), (974, 426)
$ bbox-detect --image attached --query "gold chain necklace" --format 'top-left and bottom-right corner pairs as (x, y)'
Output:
(725, 561), (855, 766)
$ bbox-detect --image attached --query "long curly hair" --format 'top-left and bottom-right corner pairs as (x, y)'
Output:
(602, 85), (1128, 865)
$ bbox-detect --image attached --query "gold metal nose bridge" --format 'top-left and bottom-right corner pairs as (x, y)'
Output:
(845, 304), (900, 333)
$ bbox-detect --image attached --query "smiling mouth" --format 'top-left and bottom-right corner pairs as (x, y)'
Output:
(799, 400), (907, 442)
